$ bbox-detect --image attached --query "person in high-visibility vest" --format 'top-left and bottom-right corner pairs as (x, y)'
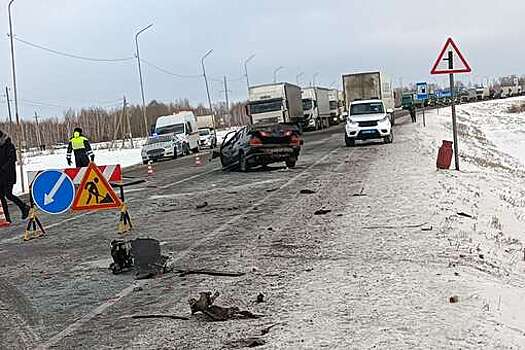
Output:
(66, 128), (94, 167)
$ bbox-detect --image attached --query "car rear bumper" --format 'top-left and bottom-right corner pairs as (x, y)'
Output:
(247, 145), (300, 164)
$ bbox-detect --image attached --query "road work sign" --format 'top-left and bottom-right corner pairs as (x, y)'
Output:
(32, 170), (76, 215)
(416, 82), (428, 100)
(431, 37), (471, 75)
(72, 163), (122, 211)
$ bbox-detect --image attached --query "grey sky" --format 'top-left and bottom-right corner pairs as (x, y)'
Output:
(1, 0), (524, 120)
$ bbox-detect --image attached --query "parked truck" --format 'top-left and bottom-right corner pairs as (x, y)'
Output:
(246, 83), (304, 126)
(342, 71), (395, 125)
(301, 87), (332, 130)
(328, 89), (341, 125)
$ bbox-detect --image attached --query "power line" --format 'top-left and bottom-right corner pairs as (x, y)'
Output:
(139, 58), (203, 79)
(14, 36), (135, 63)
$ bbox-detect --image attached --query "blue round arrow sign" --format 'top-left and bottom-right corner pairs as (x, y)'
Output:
(32, 170), (75, 215)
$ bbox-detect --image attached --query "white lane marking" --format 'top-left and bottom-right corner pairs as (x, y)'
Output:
(37, 140), (341, 349)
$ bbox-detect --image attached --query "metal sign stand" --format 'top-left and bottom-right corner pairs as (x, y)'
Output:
(449, 72), (460, 170)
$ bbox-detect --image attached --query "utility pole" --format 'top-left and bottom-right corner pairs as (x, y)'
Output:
(223, 76), (230, 128)
(135, 23), (153, 137)
(5, 87), (13, 136)
(273, 66), (284, 83)
(34, 112), (42, 149)
(201, 49), (217, 140)
(124, 96), (134, 148)
(8, 0), (25, 192)
(243, 54), (256, 93)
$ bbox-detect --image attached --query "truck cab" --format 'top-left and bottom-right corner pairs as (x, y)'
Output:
(344, 99), (393, 147)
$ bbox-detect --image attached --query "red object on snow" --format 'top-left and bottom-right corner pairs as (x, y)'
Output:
(437, 140), (453, 169)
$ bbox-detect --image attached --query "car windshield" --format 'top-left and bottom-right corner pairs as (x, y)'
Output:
(155, 123), (185, 135)
(199, 129), (210, 136)
(350, 102), (384, 115)
(302, 99), (313, 110)
(145, 135), (172, 145)
(249, 98), (282, 114)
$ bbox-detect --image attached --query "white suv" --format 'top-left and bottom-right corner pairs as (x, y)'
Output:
(344, 100), (393, 147)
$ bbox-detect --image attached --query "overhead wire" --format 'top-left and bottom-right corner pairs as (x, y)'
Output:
(14, 36), (135, 63)
(139, 58), (203, 79)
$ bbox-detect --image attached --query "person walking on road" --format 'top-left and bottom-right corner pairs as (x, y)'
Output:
(410, 105), (417, 123)
(0, 130), (30, 223)
(66, 128), (94, 167)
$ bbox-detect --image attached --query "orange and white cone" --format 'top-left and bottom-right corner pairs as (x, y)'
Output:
(0, 204), (10, 227)
(195, 155), (202, 167)
(147, 162), (154, 176)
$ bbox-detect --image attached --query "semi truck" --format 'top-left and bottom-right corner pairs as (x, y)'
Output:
(328, 89), (342, 125)
(246, 83), (304, 126)
(301, 87), (332, 130)
(342, 71), (395, 124)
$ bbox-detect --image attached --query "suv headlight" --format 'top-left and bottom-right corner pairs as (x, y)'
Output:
(347, 119), (358, 127)
(379, 116), (390, 124)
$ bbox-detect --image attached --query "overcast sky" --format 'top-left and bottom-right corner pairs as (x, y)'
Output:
(0, 0), (524, 120)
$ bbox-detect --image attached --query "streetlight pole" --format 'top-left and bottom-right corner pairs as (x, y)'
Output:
(135, 23), (153, 137)
(296, 72), (304, 86)
(313, 72), (319, 87)
(243, 54), (256, 92)
(201, 49), (217, 141)
(8, 0), (25, 192)
(273, 66), (284, 83)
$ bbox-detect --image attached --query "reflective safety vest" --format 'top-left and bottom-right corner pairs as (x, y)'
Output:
(70, 135), (89, 150)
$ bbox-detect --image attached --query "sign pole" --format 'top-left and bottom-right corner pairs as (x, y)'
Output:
(449, 73), (460, 171)
(423, 105), (426, 127)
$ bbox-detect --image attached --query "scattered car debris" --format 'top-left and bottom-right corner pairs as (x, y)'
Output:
(421, 224), (433, 231)
(449, 295), (459, 303)
(352, 186), (366, 197)
(266, 187), (279, 193)
(457, 212), (474, 218)
(175, 269), (245, 278)
(109, 240), (133, 275)
(256, 293), (265, 303)
(314, 209), (331, 215)
(188, 291), (263, 321)
(226, 337), (266, 348)
(261, 323), (282, 335)
(128, 314), (189, 321)
(299, 189), (316, 194)
(133, 286), (143, 292)
(196, 201), (209, 209)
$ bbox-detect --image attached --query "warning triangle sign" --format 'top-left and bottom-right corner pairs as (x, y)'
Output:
(72, 163), (122, 211)
(431, 38), (472, 75)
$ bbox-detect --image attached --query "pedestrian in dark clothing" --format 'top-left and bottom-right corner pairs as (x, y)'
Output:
(410, 106), (417, 123)
(66, 128), (94, 167)
(0, 130), (30, 223)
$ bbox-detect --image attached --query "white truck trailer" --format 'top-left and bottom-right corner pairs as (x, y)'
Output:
(328, 89), (342, 125)
(246, 83), (304, 126)
(342, 71), (395, 124)
(301, 87), (332, 130)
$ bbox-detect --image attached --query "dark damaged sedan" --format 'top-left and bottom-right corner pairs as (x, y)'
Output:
(220, 124), (303, 171)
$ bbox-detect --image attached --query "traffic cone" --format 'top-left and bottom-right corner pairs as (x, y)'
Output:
(147, 162), (154, 176)
(195, 155), (202, 167)
(0, 204), (10, 228)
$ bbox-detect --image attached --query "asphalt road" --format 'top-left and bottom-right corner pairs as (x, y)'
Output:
(0, 117), (372, 349)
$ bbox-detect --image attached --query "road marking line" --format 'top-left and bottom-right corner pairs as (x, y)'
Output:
(37, 141), (341, 349)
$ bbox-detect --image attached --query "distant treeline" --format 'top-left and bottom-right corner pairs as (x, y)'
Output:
(0, 99), (249, 148)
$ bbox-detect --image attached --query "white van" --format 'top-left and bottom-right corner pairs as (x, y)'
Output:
(154, 111), (200, 154)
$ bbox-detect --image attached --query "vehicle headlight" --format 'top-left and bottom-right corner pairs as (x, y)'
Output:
(379, 116), (390, 124)
(347, 119), (358, 127)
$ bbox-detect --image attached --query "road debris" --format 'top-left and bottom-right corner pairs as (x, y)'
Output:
(299, 189), (316, 194)
(124, 314), (189, 321)
(196, 201), (209, 209)
(109, 240), (133, 275)
(226, 337), (266, 348)
(421, 224), (433, 231)
(175, 269), (245, 278)
(352, 186), (366, 197)
(314, 209), (331, 215)
(256, 293), (265, 303)
(188, 291), (263, 321)
(261, 323), (282, 335)
(449, 295), (459, 303)
(457, 212), (474, 219)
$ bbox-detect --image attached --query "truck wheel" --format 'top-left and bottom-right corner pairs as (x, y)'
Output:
(345, 134), (355, 147)
(384, 133), (393, 144)
(285, 157), (297, 168)
(239, 152), (249, 172)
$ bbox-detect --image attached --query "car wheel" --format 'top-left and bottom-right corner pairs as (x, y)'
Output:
(239, 152), (249, 172)
(384, 133), (393, 144)
(142, 160), (148, 165)
(345, 134), (355, 147)
(183, 144), (191, 156)
(192, 147), (199, 154)
(285, 157), (297, 168)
